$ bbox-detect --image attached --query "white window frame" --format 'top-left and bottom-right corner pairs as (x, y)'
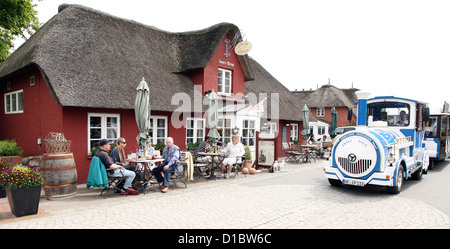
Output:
(316, 107), (325, 117)
(218, 117), (233, 145)
(260, 122), (278, 135)
(242, 119), (256, 146)
(88, 113), (121, 154)
(218, 68), (232, 95)
(149, 116), (168, 146)
(290, 123), (299, 141)
(318, 125), (326, 135)
(4, 90), (24, 114)
(186, 117), (205, 146)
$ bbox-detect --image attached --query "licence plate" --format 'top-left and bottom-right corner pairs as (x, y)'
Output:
(343, 179), (365, 187)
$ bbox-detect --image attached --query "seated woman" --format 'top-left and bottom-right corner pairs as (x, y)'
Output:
(137, 140), (157, 171)
(110, 137), (132, 170)
(220, 135), (245, 179)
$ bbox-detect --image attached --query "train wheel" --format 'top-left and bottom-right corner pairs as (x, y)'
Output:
(428, 160), (434, 170)
(387, 166), (404, 194)
(412, 166), (423, 180)
(328, 179), (342, 187)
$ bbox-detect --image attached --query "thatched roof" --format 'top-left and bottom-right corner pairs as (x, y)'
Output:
(0, 4), (252, 112)
(293, 84), (359, 110)
(0, 4), (308, 121)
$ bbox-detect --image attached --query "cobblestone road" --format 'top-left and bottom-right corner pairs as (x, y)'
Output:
(1, 160), (449, 229)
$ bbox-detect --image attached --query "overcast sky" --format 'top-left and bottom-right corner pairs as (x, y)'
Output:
(15, 0), (450, 112)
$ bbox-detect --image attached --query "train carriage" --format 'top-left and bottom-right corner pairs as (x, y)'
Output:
(424, 113), (450, 168)
(324, 93), (430, 194)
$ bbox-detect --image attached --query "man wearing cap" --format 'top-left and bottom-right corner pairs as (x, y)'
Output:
(94, 139), (139, 195)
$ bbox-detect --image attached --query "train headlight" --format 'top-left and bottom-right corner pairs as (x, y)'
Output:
(387, 153), (395, 166)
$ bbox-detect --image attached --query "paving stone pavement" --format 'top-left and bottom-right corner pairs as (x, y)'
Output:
(1, 160), (449, 229)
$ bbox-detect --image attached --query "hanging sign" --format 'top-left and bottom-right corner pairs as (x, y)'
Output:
(235, 41), (252, 55)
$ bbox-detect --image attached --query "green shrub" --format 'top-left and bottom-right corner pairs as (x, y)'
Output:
(90, 143), (116, 156)
(154, 142), (165, 151)
(0, 140), (23, 156)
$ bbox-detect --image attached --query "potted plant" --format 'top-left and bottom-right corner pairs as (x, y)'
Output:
(244, 145), (252, 169)
(0, 165), (43, 217)
(0, 139), (23, 164)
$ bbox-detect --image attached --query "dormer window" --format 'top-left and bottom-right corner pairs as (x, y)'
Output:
(316, 107), (325, 117)
(218, 68), (232, 95)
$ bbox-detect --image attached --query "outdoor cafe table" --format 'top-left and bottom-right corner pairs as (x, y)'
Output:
(301, 144), (318, 163)
(128, 158), (164, 193)
(196, 152), (226, 180)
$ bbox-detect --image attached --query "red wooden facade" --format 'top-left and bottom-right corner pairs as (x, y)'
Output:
(0, 36), (256, 183)
(309, 106), (357, 127)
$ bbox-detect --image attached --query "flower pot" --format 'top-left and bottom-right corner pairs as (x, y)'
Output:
(5, 185), (41, 217)
(0, 156), (22, 165)
(0, 185), (5, 198)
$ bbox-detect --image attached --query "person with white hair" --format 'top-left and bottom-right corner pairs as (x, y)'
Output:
(152, 137), (182, 193)
(220, 135), (245, 179)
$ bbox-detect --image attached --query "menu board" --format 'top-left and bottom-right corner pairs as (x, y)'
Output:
(255, 131), (278, 170)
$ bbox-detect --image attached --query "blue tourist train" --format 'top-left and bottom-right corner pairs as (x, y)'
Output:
(324, 93), (430, 194)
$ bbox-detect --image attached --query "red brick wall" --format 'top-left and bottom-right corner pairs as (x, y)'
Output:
(61, 108), (191, 183)
(61, 107), (142, 182)
(0, 66), (63, 156)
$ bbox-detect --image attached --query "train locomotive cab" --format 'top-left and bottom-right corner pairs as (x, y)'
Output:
(324, 93), (430, 194)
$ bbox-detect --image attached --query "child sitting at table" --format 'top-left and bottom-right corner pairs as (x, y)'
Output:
(137, 140), (157, 171)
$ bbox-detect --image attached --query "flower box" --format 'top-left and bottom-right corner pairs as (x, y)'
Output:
(0, 163), (43, 217)
(5, 185), (41, 217)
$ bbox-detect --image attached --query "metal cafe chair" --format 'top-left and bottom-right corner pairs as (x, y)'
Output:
(170, 163), (188, 189)
(101, 168), (126, 196)
(168, 152), (189, 189)
(87, 156), (126, 196)
(229, 156), (246, 178)
(282, 142), (299, 162)
(189, 151), (211, 181)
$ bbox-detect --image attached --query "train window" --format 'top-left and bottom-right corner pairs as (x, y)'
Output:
(367, 102), (410, 127)
(425, 116), (438, 138)
(442, 116), (449, 137)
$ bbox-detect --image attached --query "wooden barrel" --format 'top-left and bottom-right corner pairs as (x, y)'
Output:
(41, 153), (77, 199)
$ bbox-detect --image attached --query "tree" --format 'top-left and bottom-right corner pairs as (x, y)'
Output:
(0, 0), (40, 63)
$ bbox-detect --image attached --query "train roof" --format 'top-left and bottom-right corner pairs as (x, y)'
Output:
(368, 96), (428, 105)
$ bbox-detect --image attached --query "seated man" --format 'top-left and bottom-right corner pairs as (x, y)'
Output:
(195, 136), (211, 154)
(152, 137), (182, 193)
(193, 136), (212, 164)
(95, 139), (139, 195)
